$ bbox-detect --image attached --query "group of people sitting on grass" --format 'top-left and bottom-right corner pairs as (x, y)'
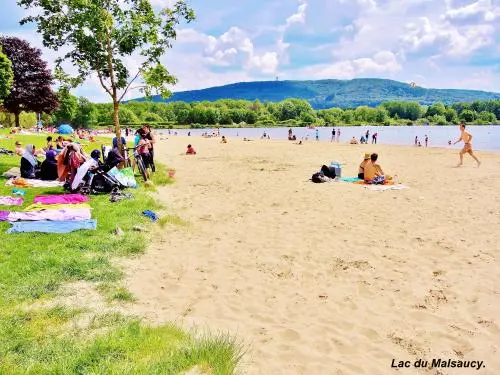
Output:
(358, 152), (391, 184)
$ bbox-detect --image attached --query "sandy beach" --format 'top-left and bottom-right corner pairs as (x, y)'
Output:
(121, 136), (500, 375)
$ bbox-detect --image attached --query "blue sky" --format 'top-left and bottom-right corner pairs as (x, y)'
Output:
(1, 0), (500, 102)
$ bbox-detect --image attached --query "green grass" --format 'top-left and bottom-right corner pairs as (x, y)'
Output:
(0, 130), (242, 374)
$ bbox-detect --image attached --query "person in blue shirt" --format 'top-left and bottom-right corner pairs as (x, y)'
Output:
(112, 136), (126, 149)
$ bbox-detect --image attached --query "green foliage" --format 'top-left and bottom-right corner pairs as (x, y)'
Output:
(73, 97), (97, 128)
(51, 88), (78, 124)
(0, 48), (13, 100)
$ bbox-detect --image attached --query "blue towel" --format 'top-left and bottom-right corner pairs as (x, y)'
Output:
(340, 177), (362, 182)
(7, 219), (97, 234)
(142, 210), (159, 222)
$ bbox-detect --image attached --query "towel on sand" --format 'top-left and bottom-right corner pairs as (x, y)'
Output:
(7, 219), (97, 233)
(1, 208), (91, 222)
(5, 178), (64, 188)
(0, 196), (23, 206)
(24, 203), (91, 211)
(339, 177), (362, 183)
(363, 184), (408, 191)
(34, 194), (89, 205)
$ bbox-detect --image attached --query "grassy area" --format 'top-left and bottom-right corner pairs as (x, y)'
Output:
(0, 130), (242, 374)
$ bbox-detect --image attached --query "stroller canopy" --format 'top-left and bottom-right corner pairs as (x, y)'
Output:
(58, 124), (74, 134)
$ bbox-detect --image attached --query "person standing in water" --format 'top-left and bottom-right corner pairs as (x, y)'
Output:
(336, 128), (341, 142)
(453, 124), (480, 167)
(331, 128), (336, 142)
(425, 135), (429, 147)
(315, 128), (319, 141)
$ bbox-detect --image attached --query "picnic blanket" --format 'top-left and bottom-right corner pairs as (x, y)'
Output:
(0, 196), (23, 206)
(5, 177), (64, 188)
(7, 219), (97, 234)
(24, 203), (92, 211)
(33, 194), (88, 205)
(0, 208), (92, 222)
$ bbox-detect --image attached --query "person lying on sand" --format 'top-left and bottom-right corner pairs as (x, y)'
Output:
(363, 153), (391, 184)
(453, 123), (480, 167)
(358, 153), (371, 179)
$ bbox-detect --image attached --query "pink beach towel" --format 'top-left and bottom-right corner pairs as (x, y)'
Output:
(33, 194), (89, 205)
(2, 208), (92, 222)
(0, 196), (23, 206)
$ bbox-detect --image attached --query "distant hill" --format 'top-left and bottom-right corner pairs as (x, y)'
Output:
(130, 78), (500, 109)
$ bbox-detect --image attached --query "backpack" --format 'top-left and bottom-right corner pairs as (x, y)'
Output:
(320, 164), (336, 179)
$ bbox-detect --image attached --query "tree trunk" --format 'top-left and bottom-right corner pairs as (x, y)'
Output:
(15, 112), (20, 127)
(113, 100), (122, 152)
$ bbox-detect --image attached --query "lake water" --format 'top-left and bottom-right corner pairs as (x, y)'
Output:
(156, 125), (500, 151)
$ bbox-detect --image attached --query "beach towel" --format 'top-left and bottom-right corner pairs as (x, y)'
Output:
(2, 208), (91, 222)
(5, 178), (64, 188)
(340, 177), (362, 183)
(34, 194), (89, 205)
(363, 184), (408, 191)
(0, 211), (9, 221)
(0, 196), (23, 206)
(7, 219), (97, 234)
(24, 203), (92, 211)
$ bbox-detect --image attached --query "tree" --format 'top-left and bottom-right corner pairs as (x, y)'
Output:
(0, 48), (13, 101)
(20, 0), (195, 151)
(52, 88), (78, 124)
(74, 97), (97, 128)
(459, 109), (477, 123)
(0, 37), (58, 127)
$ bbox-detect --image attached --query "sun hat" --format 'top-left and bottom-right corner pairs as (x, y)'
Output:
(363, 153), (371, 160)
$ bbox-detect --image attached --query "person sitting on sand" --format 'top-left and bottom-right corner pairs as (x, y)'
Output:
(186, 144), (197, 155)
(358, 153), (371, 180)
(363, 153), (386, 184)
(350, 137), (359, 144)
(360, 136), (366, 144)
(221, 136), (227, 143)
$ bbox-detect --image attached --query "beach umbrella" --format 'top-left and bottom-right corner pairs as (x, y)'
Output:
(58, 124), (74, 134)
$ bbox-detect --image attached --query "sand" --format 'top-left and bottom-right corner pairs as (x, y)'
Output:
(122, 135), (500, 375)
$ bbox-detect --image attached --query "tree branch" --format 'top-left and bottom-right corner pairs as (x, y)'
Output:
(97, 71), (113, 97)
(118, 68), (142, 102)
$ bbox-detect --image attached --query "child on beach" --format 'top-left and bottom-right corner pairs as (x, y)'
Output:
(186, 144), (197, 155)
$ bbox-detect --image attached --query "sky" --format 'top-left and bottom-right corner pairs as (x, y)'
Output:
(1, 0), (500, 102)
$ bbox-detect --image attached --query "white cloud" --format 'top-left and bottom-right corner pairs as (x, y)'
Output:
(289, 51), (402, 80)
(285, 2), (307, 27)
(401, 17), (495, 57)
(443, 0), (500, 23)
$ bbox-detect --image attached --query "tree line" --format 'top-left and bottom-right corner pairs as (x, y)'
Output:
(49, 92), (500, 128)
(1, 36), (500, 130)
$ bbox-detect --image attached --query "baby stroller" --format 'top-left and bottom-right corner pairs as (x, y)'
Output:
(67, 151), (124, 195)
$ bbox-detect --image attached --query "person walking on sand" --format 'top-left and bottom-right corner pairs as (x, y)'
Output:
(372, 132), (378, 144)
(454, 124), (480, 167)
